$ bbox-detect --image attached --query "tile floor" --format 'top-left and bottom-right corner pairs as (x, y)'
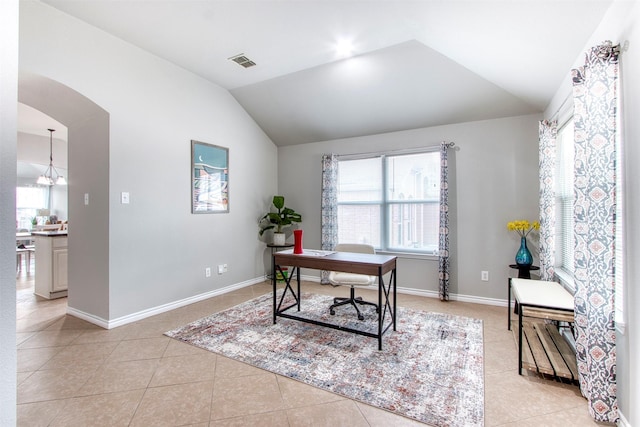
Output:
(15, 269), (601, 426)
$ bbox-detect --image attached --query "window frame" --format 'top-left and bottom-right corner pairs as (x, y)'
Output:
(336, 148), (441, 257)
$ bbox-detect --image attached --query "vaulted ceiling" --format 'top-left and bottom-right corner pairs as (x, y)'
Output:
(39, 0), (613, 146)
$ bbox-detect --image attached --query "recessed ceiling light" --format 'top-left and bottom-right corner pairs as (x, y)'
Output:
(335, 39), (354, 58)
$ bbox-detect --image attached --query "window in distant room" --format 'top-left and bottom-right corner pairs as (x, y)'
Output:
(555, 119), (575, 281)
(16, 186), (48, 230)
(337, 150), (440, 255)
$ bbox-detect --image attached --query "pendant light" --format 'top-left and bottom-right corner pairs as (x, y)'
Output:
(37, 129), (66, 186)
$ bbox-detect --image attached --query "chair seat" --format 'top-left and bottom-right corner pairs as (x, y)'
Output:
(328, 271), (375, 286)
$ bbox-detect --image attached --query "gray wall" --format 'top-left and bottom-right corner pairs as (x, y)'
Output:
(278, 114), (541, 302)
(19, 1), (278, 322)
(0, 1), (18, 423)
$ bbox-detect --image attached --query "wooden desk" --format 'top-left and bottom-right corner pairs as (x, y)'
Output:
(508, 278), (576, 379)
(273, 249), (397, 350)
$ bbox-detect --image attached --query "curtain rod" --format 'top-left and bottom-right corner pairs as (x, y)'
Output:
(337, 141), (456, 160)
(549, 41), (625, 125)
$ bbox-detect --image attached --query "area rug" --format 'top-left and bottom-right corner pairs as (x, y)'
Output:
(165, 292), (484, 426)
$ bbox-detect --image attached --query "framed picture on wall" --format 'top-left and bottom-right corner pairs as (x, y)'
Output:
(191, 140), (229, 214)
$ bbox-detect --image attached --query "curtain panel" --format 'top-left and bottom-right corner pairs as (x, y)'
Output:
(438, 142), (453, 301)
(571, 41), (619, 423)
(320, 154), (339, 284)
(538, 120), (557, 282)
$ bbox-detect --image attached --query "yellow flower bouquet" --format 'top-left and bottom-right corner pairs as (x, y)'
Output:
(507, 220), (540, 238)
(507, 219), (539, 266)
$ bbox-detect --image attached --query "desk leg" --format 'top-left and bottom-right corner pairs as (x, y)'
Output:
(508, 278), (512, 330)
(296, 266), (301, 311)
(272, 257), (277, 324)
(378, 267), (383, 351)
(393, 267), (397, 331)
(518, 305), (523, 375)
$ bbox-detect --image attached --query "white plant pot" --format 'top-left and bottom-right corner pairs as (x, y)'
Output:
(273, 232), (286, 246)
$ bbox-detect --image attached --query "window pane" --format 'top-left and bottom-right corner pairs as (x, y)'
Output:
(555, 120), (575, 273)
(16, 186), (48, 230)
(338, 158), (382, 202)
(337, 204), (381, 247)
(388, 202), (439, 252)
(386, 152), (440, 201)
(16, 186), (47, 208)
(336, 150), (441, 254)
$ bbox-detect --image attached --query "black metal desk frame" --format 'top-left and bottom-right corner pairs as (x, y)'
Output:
(272, 251), (397, 350)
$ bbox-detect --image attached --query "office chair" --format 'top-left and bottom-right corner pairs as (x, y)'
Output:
(329, 243), (379, 320)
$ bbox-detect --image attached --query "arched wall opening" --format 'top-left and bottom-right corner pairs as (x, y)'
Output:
(19, 72), (111, 322)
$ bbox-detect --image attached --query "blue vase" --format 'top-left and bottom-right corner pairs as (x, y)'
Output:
(515, 237), (533, 266)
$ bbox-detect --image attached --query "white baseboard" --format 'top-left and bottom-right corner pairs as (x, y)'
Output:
(300, 274), (509, 307)
(67, 276), (265, 329)
(68, 274), (511, 329)
(618, 410), (631, 427)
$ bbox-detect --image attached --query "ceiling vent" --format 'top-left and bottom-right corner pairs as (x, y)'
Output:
(229, 54), (256, 68)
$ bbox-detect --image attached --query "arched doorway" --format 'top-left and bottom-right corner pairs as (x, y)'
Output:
(19, 72), (111, 322)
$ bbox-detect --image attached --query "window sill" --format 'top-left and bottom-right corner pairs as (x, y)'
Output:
(555, 268), (575, 294)
(555, 268), (626, 334)
(377, 251), (438, 261)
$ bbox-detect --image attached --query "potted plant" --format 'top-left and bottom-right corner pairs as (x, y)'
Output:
(259, 195), (302, 245)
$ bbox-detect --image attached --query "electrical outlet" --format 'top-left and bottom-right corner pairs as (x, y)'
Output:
(218, 264), (224, 275)
(481, 271), (489, 281)
(205, 267), (211, 278)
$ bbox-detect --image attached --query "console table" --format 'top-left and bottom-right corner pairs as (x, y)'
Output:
(272, 249), (397, 350)
(266, 243), (294, 280)
(508, 278), (577, 380)
(509, 264), (540, 279)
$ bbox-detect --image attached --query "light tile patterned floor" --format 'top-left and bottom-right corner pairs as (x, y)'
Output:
(15, 270), (599, 426)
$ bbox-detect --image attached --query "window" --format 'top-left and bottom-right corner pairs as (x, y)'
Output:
(555, 119), (574, 277)
(337, 150), (440, 254)
(16, 186), (48, 230)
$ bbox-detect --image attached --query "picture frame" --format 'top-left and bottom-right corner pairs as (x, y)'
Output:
(191, 140), (229, 214)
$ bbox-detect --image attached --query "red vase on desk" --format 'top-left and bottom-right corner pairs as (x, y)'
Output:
(293, 229), (303, 254)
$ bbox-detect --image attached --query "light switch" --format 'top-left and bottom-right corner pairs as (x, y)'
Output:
(84, 193), (89, 205)
(121, 192), (130, 204)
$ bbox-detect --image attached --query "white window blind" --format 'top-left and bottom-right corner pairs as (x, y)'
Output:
(16, 186), (48, 230)
(337, 150), (440, 254)
(555, 120), (575, 278)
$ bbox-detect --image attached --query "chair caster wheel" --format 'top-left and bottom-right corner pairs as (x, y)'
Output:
(358, 315), (364, 321)
(376, 308), (380, 313)
(330, 309), (336, 316)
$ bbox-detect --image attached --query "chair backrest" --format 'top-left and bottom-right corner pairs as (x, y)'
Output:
(334, 243), (375, 255)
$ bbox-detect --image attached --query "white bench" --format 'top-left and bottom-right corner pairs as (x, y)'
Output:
(508, 278), (577, 380)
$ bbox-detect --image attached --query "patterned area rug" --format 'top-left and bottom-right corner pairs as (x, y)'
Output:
(165, 292), (484, 426)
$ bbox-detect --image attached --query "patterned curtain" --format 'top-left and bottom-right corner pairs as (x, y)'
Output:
(572, 41), (619, 423)
(538, 120), (557, 281)
(321, 154), (339, 284)
(438, 142), (453, 301)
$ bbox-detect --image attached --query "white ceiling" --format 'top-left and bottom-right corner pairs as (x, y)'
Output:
(39, 0), (614, 146)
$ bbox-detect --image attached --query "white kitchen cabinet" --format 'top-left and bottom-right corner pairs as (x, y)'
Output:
(34, 232), (68, 299)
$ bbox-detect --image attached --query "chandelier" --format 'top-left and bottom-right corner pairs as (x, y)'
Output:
(37, 129), (66, 186)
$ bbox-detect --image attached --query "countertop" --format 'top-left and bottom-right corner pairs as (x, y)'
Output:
(31, 231), (68, 237)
